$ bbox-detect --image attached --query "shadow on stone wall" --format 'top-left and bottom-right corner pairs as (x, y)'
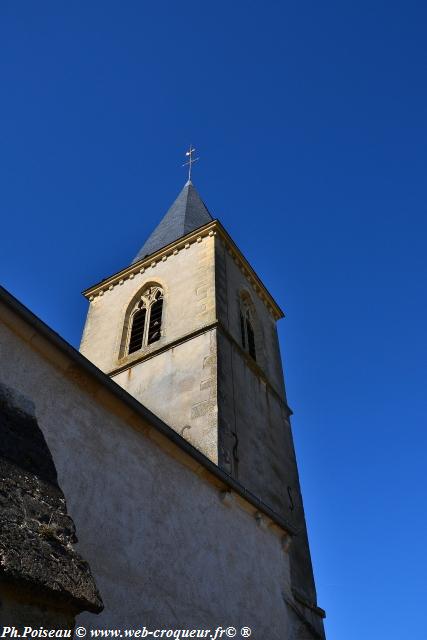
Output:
(0, 383), (103, 629)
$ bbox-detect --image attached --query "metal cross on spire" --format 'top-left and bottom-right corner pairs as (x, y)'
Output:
(182, 145), (199, 182)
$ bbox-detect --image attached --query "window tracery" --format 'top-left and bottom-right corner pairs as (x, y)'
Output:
(239, 293), (257, 362)
(127, 285), (163, 354)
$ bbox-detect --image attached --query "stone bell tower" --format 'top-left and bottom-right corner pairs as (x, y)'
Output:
(80, 178), (325, 635)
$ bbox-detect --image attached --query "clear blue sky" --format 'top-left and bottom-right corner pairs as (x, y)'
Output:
(1, 2), (426, 637)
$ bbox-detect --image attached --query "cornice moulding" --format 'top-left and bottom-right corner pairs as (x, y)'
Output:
(82, 220), (284, 321)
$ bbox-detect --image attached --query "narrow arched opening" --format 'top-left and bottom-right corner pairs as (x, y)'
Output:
(124, 285), (164, 356)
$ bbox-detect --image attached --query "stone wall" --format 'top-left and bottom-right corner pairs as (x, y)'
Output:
(214, 237), (286, 398)
(78, 227), (322, 617)
(0, 314), (304, 638)
(80, 234), (216, 375)
(112, 329), (218, 462)
(0, 383), (102, 627)
(214, 241), (318, 606)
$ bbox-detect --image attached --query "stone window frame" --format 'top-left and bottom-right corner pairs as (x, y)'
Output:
(121, 284), (164, 358)
(239, 290), (263, 366)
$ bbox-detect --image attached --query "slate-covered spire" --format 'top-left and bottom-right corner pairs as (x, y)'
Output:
(132, 181), (213, 263)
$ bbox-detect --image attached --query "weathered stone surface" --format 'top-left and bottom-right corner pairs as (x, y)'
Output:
(80, 233), (216, 375)
(0, 195), (326, 639)
(0, 384), (103, 618)
(215, 241), (319, 608)
(113, 329), (218, 462)
(0, 318), (296, 637)
(80, 196), (323, 632)
(0, 583), (75, 628)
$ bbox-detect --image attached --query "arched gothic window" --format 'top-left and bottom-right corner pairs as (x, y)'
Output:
(239, 293), (257, 362)
(127, 285), (164, 355)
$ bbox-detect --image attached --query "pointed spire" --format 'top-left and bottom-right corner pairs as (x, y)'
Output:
(131, 182), (213, 264)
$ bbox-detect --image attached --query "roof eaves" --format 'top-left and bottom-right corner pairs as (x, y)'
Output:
(82, 220), (284, 320)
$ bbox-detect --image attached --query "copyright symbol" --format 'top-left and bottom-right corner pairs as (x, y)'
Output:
(75, 628), (86, 638)
(226, 628), (236, 638)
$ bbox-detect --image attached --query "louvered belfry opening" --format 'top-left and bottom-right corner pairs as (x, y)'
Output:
(246, 317), (256, 361)
(239, 293), (257, 363)
(128, 308), (146, 354)
(240, 312), (246, 349)
(147, 293), (163, 345)
(126, 286), (164, 355)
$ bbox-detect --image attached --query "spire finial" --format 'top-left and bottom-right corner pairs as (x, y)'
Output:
(182, 145), (199, 182)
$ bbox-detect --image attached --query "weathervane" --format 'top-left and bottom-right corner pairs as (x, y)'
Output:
(182, 145), (199, 182)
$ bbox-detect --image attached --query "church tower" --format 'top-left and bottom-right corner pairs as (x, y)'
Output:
(80, 175), (325, 634)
